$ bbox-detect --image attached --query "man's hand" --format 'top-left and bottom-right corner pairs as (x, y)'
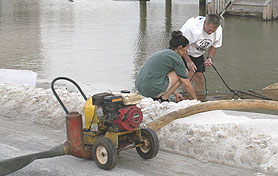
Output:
(187, 60), (197, 72)
(204, 57), (213, 67)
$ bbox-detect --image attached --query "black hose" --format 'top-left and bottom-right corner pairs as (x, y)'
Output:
(51, 77), (87, 114)
(249, 89), (272, 100)
(211, 64), (235, 93)
(211, 64), (273, 100)
(237, 90), (273, 100)
(0, 144), (66, 176)
(203, 72), (208, 96)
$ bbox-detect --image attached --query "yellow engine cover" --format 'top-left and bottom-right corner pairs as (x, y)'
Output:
(84, 97), (98, 130)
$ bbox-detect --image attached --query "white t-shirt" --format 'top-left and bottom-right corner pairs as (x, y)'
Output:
(180, 16), (222, 58)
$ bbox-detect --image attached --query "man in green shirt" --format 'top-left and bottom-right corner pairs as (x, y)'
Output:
(136, 31), (197, 102)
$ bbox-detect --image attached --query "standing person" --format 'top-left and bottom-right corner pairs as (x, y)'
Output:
(135, 31), (197, 103)
(180, 14), (222, 93)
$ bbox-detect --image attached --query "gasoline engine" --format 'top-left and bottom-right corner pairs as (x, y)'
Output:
(86, 91), (143, 132)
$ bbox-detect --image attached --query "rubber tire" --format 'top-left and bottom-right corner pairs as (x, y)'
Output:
(136, 128), (159, 159)
(93, 137), (117, 170)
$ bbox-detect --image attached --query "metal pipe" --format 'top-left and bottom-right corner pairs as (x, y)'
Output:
(66, 112), (92, 159)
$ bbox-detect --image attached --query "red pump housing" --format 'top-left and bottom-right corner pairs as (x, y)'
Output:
(113, 105), (143, 131)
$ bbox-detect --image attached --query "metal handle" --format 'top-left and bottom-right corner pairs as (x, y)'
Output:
(51, 77), (87, 114)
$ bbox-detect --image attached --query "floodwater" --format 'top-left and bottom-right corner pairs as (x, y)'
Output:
(0, 0), (277, 94)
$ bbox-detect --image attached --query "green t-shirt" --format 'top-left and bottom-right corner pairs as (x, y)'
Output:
(135, 49), (187, 98)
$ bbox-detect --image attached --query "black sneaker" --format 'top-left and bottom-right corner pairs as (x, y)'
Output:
(153, 96), (169, 103)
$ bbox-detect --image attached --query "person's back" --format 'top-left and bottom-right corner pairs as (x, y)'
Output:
(136, 49), (186, 98)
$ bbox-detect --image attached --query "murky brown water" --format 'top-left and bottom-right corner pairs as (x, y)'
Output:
(0, 0), (277, 94)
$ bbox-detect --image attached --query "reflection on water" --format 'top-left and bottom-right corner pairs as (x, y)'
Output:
(0, 0), (277, 95)
(133, 0), (147, 80)
(0, 0), (43, 71)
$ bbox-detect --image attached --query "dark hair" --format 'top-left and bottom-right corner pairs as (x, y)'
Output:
(205, 14), (220, 27)
(169, 31), (189, 49)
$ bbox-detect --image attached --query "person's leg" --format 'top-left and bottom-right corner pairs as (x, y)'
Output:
(167, 70), (197, 100)
(183, 55), (205, 94)
(182, 70), (193, 93)
(191, 72), (204, 93)
(161, 81), (181, 100)
(158, 71), (197, 101)
(186, 70), (194, 83)
(160, 71), (181, 100)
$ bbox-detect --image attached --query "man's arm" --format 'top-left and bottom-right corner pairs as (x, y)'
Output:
(204, 46), (217, 66)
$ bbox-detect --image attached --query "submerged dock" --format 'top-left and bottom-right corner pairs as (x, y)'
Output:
(207, 0), (278, 20)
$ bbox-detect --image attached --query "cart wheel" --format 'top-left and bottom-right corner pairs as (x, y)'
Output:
(93, 137), (117, 170)
(136, 128), (159, 159)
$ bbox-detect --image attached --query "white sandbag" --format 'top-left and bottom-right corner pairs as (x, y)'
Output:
(0, 69), (37, 87)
